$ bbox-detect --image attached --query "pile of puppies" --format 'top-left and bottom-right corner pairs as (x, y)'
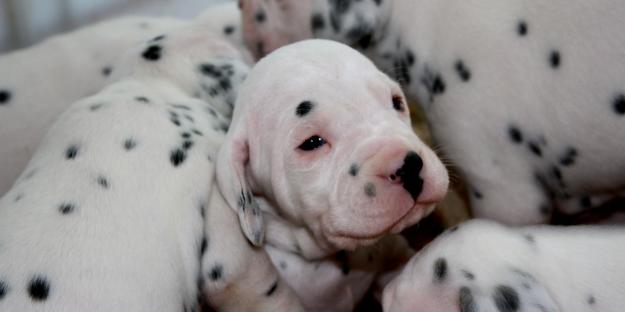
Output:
(0, 1), (624, 311)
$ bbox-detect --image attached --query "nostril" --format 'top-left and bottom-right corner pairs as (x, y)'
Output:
(397, 151), (424, 200)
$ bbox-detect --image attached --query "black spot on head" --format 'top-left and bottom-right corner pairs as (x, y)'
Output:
(455, 60), (471, 82)
(14, 194), (23, 202)
(192, 129), (203, 136)
(223, 25), (235, 35)
(524, 234), (535, 244)
(364, 182), (376, 197)
(433, 258), (448, 281)
(208, 264), (223, 281)
(493, 285), (520, 312)
(170, 148), (187, 167)
(0, 89), (12, 105)
(472, 190), (483, 199)
(517, 20), (528, 36)
(0, 280), (8, 299)
(349, 163), (360, 176)
(265, 281), (278, 296)
(183, 140), (194, 150)
(28, 276), (50, 301)
(459, 286), (477, 312)
(181, 132), (191, 139)
(123, 138), (136, 150)
(65, 145), (79, 159)
(135, 96), (149, 103)
(255, 10), (266, 23)
(432, 75), (446, 94)
(508, 126), (523, 144)
(549, 50), (561, 69)
(97, 176), (109, 189)
(101, 66), (112, 77)
(142, 45), (162, 61)
(151, 34), (165, 42)
(528, 141), (542, 157)
(89, 103), (104, 111)
(612, 93), (625, 115)
(311, 13), (326, 32)
(58, 202), (75, 215)
(295, 101), (314, 117)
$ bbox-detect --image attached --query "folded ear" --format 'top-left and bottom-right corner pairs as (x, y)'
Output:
(216, 130), (265, 246)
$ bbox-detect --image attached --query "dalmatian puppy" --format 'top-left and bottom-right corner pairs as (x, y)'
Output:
(214, 39), (449, 310)
(0, 1), (248, 196)
(0, 25), (305, 311)
(383, 219), (625, 312)
(238, 0), (625, 225)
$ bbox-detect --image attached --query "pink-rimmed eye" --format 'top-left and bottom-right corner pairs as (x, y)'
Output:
(298, 135), (326, 151)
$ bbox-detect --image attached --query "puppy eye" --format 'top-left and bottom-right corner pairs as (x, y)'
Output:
(298, 135), (326, 151)
(392, 95), (404, 112)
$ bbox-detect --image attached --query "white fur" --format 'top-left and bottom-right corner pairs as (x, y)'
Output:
(383, 219), (625, 312)
(0, 25), (305, 311)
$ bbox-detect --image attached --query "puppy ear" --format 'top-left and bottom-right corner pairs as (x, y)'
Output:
(216, 129), (264, 246)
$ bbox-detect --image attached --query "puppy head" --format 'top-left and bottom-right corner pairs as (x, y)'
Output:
(239, 0), (390, 59)
(217, 40), (448, 250)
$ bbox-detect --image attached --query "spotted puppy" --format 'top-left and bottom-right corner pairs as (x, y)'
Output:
(0, 26), (305, 311)
(383, 219), (625, 312)
(214, 39), (448, 310)
(0, 1), (247, 195)
(239, 0), (625, 224)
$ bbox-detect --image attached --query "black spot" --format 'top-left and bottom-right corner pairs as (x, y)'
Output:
(459, 287), (477, 312)
(279, 261), (287, 270)
(265, 281), (278, 296)
(517, 21), (528, 36)
(89, 103), (104, 111)
(524, 234), (535, 243)
(14, 194), (23, 202)
(349, 164), (360, 177)
(508, 126), (523, 144)
(295, 101), (314, 117)
(101, 66), (112, 77)
(588, 295), (596, 305)
(199, 64), (222, 78)
(200, 236), (207, 255)
(65, 145), (79, 159)
(170, 148), (187, 167)
(311, 14), (326, 32)
(373, 0), (382, 5)
(528, 141), (542, 157)
(135, 96), (150, 103)
(0, 280), (8, 299)
(181, 132), (191, 139)
(364, 182), (376, 197)
(151, 34), (165, 42)
(58, 202), (75, 215)
(434, 258), (448, 281)
(432, 75), (446, 94)
(192, 129), (203, 136)
(223, 25), (235, 35)
(455, 60), (471, 82)
(208, 264), (223, 281)
(97, 176), (109, 189)
(612, 94), (625, 115)
(0, 89), (12, 105)
(255, 10), (266, 23)
(142, 45), (162, 61)
(559, 147), (577, 166)
(461, 270), (475, 280)
(28, 276), (50, 301)
(493, 285), (520, 312)
(549, 50), (561, 69)
(124, 138), (136, 150)
(183, 140), (194, 150)
(472, 190), (483, 199)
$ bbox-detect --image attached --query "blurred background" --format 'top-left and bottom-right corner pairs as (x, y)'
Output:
(0, 0), (229, 53)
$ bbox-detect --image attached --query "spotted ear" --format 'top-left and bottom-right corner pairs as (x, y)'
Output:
(216, 129), (264, 246)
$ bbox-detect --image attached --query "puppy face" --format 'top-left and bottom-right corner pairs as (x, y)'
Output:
(217, 40), (447, 250)
(239, 0), (389, 59)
